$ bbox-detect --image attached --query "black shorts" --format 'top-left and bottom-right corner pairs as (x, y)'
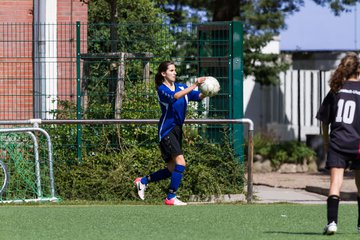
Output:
(326, 148), (360, 170)
(159, 125), (183, 162)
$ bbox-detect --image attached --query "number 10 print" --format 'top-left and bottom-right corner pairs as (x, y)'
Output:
(336, 99), (356, 124)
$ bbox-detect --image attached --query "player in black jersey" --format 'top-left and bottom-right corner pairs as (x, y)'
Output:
(317, 52), (360, 235)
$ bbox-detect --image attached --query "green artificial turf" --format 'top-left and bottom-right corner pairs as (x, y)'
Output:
(0, 203), (358, 240)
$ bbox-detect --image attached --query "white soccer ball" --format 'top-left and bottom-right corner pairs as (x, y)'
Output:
(199, 76), (220, 97)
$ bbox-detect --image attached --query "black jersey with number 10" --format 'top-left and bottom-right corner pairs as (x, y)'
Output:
(316, 81), (360, 155)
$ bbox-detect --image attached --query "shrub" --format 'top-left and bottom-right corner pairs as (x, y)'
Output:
(53, 140), (245, 201)
(253, 132), (316, 168)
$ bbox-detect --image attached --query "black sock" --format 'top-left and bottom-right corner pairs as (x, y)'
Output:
(357, 196), (360, 226)
(327, 195), (340, 224)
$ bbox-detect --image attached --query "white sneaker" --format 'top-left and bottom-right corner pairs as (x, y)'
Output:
(165, 196), (187, 206)
(323, 221), (337, 235)
(134, 178), (147, 200)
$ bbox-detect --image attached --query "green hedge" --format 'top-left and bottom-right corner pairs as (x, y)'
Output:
(53, 140), (245, 201)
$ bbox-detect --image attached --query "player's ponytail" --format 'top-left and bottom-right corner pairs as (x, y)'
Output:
(330, 52), (360, 92)
(155, 61), (174, 90)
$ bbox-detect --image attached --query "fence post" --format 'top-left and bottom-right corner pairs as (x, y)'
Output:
(246, 128), (254, 203)
(231, 21), (244, 163)
(76, 21), (82, 161)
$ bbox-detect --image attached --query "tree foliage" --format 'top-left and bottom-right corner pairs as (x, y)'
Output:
(312, 0), (359, 15)
(88, 0), (165, 24)
(161, 0), (359, 85)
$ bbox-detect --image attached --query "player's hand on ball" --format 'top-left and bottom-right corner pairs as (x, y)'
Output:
(195, 77), (206, 86)
(199, 76), (220, 97)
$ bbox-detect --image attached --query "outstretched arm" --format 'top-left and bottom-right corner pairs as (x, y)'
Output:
(174, 77), (206, 99)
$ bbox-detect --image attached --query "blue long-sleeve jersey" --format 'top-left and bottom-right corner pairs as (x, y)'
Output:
(157, 83), (201, 141)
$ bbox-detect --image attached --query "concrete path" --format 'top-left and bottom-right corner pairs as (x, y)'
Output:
(254, 185), (327, 204)
(191, 172), (358, 204)
(252, 172), (358, 204)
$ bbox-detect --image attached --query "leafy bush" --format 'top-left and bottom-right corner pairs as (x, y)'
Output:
(52, 139), (244, 201)
(253, 132), (316, 168)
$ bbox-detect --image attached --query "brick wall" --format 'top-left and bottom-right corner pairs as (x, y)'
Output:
(0, 0), (88, 120)
(0, 0), (34, 119)
(57, 0), (88, 103)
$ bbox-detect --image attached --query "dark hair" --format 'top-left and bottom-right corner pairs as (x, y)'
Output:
(155, 61), (174, 90)
(330, 52), (360, 92)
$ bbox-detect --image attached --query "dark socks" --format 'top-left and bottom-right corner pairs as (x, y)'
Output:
(327, 195), (340, 224)
(149, 168), (172, 182)
(167, 164), (186, 199)
(141, 168), (172, 185)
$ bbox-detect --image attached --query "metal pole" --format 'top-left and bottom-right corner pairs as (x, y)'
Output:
(0, 119), (254, 127)
(26, 132), (42, 198)
(76, 21), (82, 161)
(246, 128), (254, 203)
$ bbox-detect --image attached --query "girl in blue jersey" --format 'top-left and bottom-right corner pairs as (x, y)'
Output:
(317, 52), (360, 235)
(134, 61), (206, 205)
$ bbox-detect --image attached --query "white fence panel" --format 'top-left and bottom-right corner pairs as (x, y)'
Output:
(244, 70), (332, 141)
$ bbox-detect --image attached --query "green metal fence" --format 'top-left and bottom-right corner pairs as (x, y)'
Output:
(0, 21), (243, 162)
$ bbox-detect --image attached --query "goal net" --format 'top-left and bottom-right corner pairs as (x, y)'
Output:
(0, 128), (58, 203)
